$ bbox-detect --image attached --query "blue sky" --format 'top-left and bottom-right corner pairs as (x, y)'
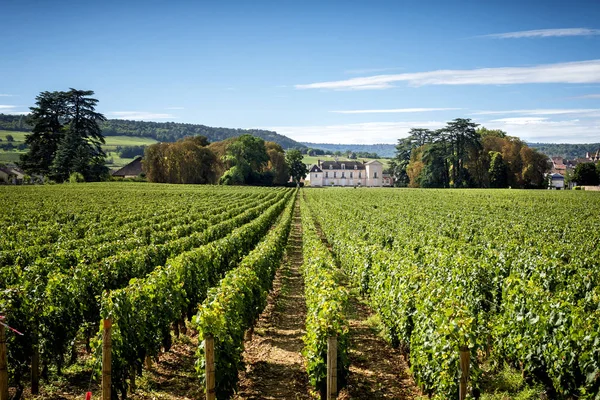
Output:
(1, 0), (600, 144)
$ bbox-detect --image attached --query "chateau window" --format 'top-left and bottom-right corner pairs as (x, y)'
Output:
(359, 172), (362, 178)
(329, 165), (333, 169)
(325, 172), (329, 178)
(342, 172), (345, 178)
(334, 172), (337, 178)
(354, 165), (357, 170)
(350, 172), (353, 178)
(374, 172), (378, 178)
(341, 164), (345, 169)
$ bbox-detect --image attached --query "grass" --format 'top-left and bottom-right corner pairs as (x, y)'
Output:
(480, 362), (545, 400)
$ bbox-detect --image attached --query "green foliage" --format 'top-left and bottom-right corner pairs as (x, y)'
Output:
(488, 151), (508, 188)
(5, 134), (14, 142)
(193, 193), (295, 398)
(0, 184), (291, 393)
(303, 189), (600, 399)
(19, 89), (108, 182)
(68, 172), (85, 183)
(286, 148), (307, 185)
(300, 196), (349, 396)
(573, 162), (599, 186)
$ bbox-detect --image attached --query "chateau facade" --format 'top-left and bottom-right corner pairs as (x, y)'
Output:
(305, 160), (387, 187)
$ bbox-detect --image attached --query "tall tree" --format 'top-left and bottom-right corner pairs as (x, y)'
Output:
(220, 135), (270, 185)
(20, 89), (108, 181)
(444, 118), (480, 187)
(488, 151), (508, 188)
(19, 91), (68, 175)
(286, 149), (307, 186)
(573, 162), (599, 186)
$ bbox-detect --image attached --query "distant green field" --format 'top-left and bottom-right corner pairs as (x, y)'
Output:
(0, 130), (157, 168)
(302, 154), (391, 168)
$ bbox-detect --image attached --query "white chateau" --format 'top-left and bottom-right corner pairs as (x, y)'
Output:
(305, 160), (391, 187)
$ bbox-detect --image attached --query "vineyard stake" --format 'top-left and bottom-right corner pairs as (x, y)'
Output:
(459, 346), (470, 400)
(31, 342), (40, 395)
(327, 335), (337, 400)
(0, 325), (8, 400)
(205, 335), (215, 400)
(102, 318), (112, 400)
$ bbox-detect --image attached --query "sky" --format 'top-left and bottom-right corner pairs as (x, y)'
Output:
(1, 0), (600, 144)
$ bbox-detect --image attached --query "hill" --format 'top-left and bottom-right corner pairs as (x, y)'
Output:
(302, 142), (396, 157)
(527, 142), (600, 159)
(0, 113), (305, 150)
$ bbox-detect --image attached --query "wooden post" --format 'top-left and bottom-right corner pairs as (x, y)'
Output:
(0, 325), (8, 400)
(102, 319), (112, 400)
(327, 336), (337, 400)
(459, 346), (470, 400)
(205, 335), (215, 400)
(31, 343), (40, 395)
(129, 365), (136, 394)
(145, 355), (153, 370)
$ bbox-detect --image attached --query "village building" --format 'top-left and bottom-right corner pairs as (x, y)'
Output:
(111, 157), (144, 179)
(548, 173), (565, 189)
(585, 149), (600, 162)
(0, 165), (25, 184)
(304, 160), (386, 187)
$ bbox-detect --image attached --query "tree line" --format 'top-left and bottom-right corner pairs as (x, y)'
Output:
(143, 134), (307, 186)
(0, 113), (304, 149)
(389, 119), (550, 188)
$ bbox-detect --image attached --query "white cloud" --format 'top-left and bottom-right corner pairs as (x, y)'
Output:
(0, 94), (15, 97)
(109, 111), (174, 120)
(482, 28), (600, 39)
(473, 108), (600, 116)
(575, 94), (600, 99)
(331, 107), (461, 114)
(0, 105), (16, 109)
(344, 67), (403, 75)
(165, 107), (185, 110)
(489, 117), (550, 124)
(261, 121), (447, 144)
(296, 60), (600, 90)
(483, 118), (600, 143)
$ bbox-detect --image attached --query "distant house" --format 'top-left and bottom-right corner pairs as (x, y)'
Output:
(111, 157), (144, 179)
(305, 160), (384, 187)
(548, 173), (565, 189)
(586, 149), (600, 162)
(0, 165), (25, 184)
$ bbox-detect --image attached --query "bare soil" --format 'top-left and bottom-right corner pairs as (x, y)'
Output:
(233, 201), (312, 400)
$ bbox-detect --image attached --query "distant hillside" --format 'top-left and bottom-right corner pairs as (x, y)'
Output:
(528, 143), (600, 159)
(0, 113), (305, 150)
(302, 142), (396, 158)
(304, 142), (600, 160)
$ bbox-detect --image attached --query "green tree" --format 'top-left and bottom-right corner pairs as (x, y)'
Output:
(286, 149), (307, 186)
(488, 151), (508, 188)
(20, 89), (108, 181)
(5, 134), (14, 142)
(573, 162), (599, 186)
(19, 91), (68, 175)
(444, 118), (481, 187)
(220, 135), (270, 185)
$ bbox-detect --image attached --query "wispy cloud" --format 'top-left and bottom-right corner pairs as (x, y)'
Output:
(0, 105), (16, 110)
(574, 94), (600, 99)
(473, 108), (600, 116)
(331, 107), (461, 114)
(262, 121), (447, 144)
(109, 111), (175, 120)
(165, 106), (185, 110)
(296, 60), (600, 90)
(481, 28), (600, 39)
(344, 67), (403, 75)
(0, 94), (15, 97)
(483, 117), (600, 143)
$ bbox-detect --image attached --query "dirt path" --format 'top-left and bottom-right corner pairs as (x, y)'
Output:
(338, 294), (420, 400)
(233, 200), (311, 400)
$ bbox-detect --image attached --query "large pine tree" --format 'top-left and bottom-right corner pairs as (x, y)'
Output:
(20, 89), (108, 181)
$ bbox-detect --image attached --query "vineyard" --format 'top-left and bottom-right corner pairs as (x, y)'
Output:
(0, 185), (599, 399)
